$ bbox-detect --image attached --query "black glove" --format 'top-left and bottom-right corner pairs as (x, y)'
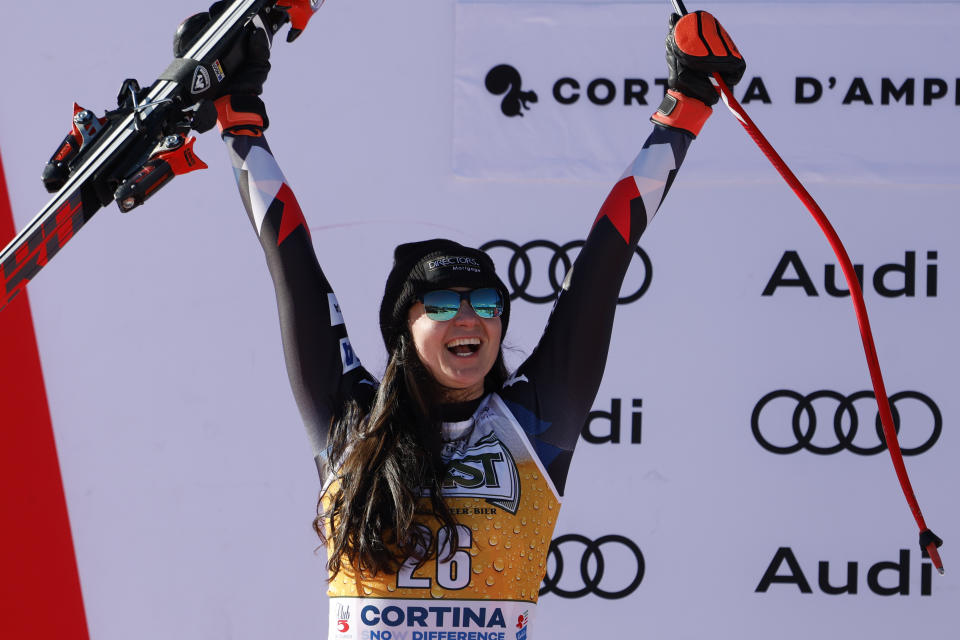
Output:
(173, 1), (272, 134)
(665, 11), (745, 106)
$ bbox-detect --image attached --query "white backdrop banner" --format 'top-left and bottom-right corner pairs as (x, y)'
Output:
(454, 2), (960, 182)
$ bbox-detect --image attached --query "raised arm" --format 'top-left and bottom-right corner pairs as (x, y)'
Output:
(499, 11), (745, 492)
(188, 14), (376, 466)
(221, 124), (375, 458)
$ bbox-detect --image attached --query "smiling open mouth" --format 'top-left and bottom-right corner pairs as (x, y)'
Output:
(446, 337), (481, 356)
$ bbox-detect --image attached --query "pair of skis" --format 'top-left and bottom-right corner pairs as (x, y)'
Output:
(0, 0), (322, 312)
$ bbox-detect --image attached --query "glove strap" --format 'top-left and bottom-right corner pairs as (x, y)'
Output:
(651, 90), (712, 137)
(215, 96), (269, 137)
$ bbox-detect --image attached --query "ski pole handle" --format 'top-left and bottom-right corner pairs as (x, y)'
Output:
(276, 0), (325, 42)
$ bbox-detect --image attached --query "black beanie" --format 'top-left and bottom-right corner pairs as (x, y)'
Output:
(379, 239), (511, 351)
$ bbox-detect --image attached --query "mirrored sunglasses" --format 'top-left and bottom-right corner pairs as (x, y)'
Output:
(417, 288), (503, 322)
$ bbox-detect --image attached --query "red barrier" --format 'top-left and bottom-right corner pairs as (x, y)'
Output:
(0, 148), (90, 639)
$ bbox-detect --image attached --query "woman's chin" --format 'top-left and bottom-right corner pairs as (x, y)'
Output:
(431, 348), (497, 400)
(436, 371), (486, 401)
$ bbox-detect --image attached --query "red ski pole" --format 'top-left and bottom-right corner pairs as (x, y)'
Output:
(668, 0), (944, 573)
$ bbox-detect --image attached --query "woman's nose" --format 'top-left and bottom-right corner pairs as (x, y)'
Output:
(453, 300), (479, 324)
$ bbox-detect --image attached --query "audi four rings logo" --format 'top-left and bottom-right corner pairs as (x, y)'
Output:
(751, 390), (942, 456)
(539, 534), (645, 599)
(481, 240), (652, 304)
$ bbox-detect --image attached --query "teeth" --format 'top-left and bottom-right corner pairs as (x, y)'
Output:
(446, 337), (480, 348)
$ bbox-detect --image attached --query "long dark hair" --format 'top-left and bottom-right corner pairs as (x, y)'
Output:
(315, 330), (509, 579)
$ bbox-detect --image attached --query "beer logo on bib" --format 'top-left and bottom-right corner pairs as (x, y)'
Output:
(442, 432), (521, 513)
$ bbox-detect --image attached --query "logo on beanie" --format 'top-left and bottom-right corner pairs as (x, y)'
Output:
(426, 256), (482, 272)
